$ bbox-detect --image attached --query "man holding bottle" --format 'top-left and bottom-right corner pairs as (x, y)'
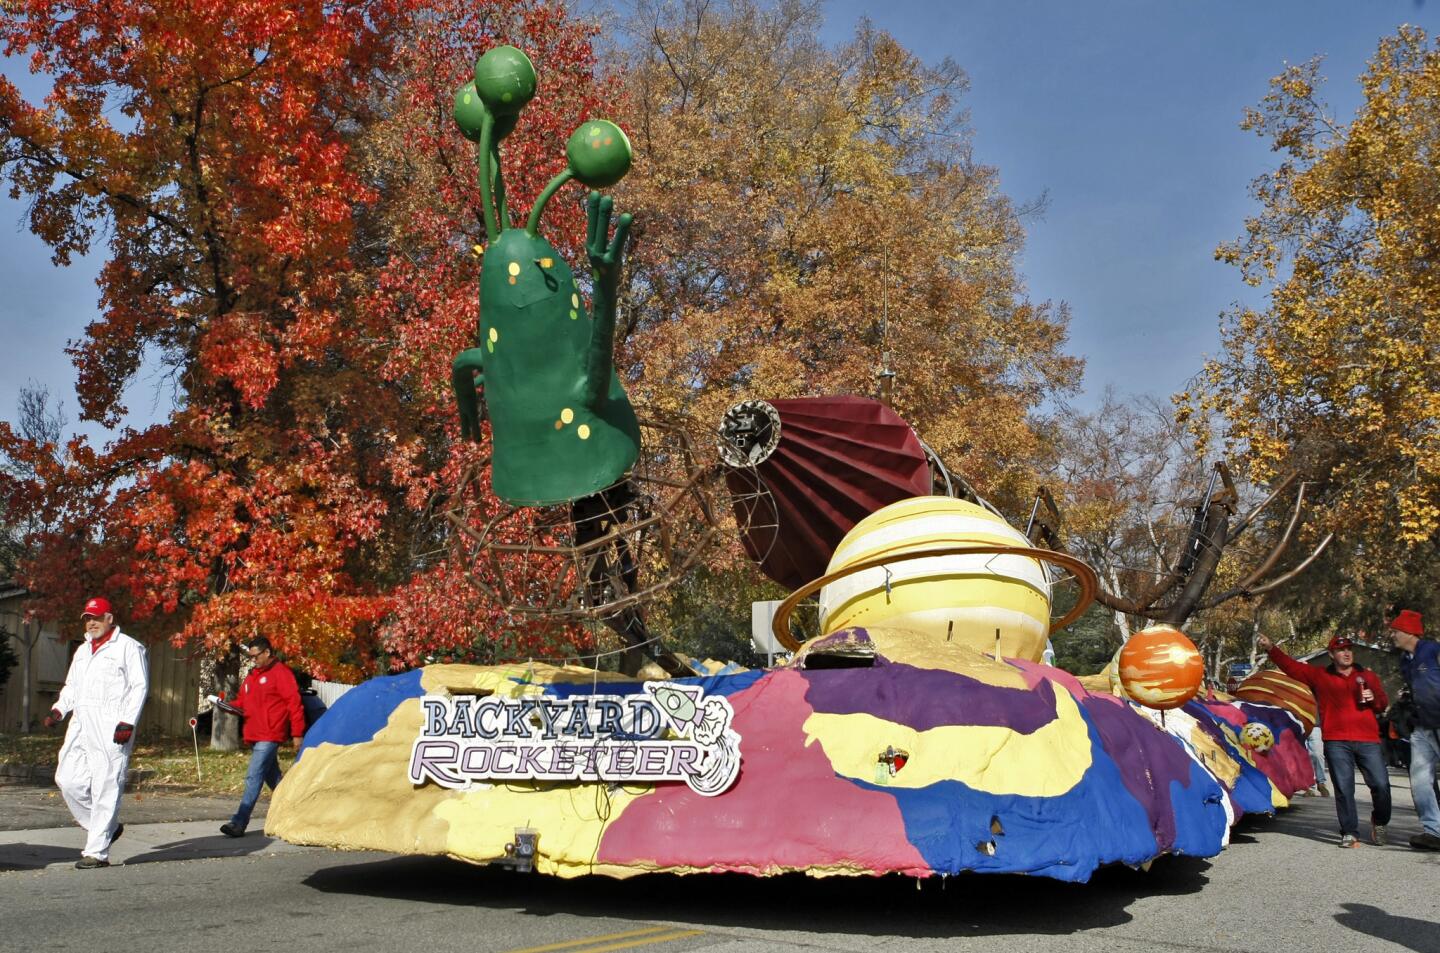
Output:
(1257, 632), (1390, 848)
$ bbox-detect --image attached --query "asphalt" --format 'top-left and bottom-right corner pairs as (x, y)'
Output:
(2, 766), (1437, 877)
(2, 771), (1439, 953)
(0, 783), (244, 832)
(2, 786), (1439, 953)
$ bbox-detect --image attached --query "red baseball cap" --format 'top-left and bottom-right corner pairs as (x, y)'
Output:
(80, 597), (112, 618)
(1327, 635), (1354, 652)
(1389, 609), (1424, 637)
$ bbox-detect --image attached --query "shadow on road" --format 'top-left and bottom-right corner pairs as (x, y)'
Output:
(303, 852), (1211, 938)
(0, 843), (81, 871)
(122, 833), (282, 865)
(1335, 903), (1440, 953)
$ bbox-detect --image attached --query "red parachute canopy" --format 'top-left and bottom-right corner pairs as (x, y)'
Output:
(718, 396), (933, 591)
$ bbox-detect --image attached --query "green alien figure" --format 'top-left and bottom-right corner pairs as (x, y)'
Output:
(450, 46), (641, 506)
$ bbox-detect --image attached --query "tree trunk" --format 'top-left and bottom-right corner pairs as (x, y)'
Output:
(1158, 507), (1231, 626)
(1107, 565), (1133, 643)
(20, 621), (34, 733)
(210, 648), (242, 751)
(5, 617), (42, 733)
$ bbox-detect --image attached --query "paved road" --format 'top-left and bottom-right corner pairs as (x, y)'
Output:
(0, 784), (244, 832)
(2, 774), (1438, 953)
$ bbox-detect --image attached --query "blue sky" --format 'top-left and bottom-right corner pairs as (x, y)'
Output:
(2, 0), (1436, 443)
(820, 0), (1436, 407)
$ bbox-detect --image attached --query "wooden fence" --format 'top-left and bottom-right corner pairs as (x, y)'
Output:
(312, 679), (355, 708)
(143, 641), (204, 737)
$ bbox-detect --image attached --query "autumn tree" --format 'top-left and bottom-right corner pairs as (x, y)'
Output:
(1195, 26), (1440, 622)
(1040, 388), (1340, 683)
(1043, 391), (1204, 645)
(351, 0), (624, 670)
(1044, 394), (1238, 676)
(0, 383), (67, 578)
(0, 0), (627, 707)
(613, 0), (1079, 505)
(0, 384), (67, 730)
(2, 0), (1086, 684)
(0, 0), (418, 700)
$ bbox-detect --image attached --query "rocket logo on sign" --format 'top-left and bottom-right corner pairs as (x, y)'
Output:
(409, 682), (742, 796)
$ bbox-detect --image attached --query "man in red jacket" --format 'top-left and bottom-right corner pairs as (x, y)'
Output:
(1258, 632), (1391, 848)
(214, 637), (305, 837)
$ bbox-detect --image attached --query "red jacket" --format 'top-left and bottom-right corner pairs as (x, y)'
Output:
(233, 661), (305, 744)
(1267, 647), (1388, 742)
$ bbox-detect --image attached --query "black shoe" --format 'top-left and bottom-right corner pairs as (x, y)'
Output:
(220, 823), (246, 838)
(75, 856), (110, 869)
(109, 823), (124, 846)
(1411, 832), (1440, 851)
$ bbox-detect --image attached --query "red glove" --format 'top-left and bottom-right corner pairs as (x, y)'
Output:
(43, 709), (64, 729)
(113, 722), (134, 744)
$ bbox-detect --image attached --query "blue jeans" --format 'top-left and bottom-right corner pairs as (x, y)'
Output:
(1410, 727), (1440, 837)
(1306, 729), (1326, 785)
(230, 741), (282, 831)
(1324, 740), (1391, 836)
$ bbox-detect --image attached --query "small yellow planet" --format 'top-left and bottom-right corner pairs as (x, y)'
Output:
(1241, 722), (1276, 752)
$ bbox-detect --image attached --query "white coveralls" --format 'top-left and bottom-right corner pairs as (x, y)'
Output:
(53, 628), (148, 861)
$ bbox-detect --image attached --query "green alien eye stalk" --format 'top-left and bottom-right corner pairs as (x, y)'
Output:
(450, 46), (641, 506)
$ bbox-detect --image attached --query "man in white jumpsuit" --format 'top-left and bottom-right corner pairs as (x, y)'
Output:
(43, 597), (148, 868)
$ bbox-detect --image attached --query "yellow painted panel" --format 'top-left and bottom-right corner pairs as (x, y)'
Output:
(801, 685), (1092, 796)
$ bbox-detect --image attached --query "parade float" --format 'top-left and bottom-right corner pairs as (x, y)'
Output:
(266, 45), (1317, 883)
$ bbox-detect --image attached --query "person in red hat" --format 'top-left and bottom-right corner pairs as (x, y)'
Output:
(1388, 609), (1440, 850)
(43, 597), (149, 868)
(1257, 631), (1390, 848)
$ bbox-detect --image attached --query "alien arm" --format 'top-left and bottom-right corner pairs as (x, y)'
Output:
(584, 193), (633, 407)
(477, 112), (501, 240)
(451, 347), (488, 441)
(492, 141), (510, 229)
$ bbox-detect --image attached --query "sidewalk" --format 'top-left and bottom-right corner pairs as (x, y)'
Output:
(0, 783), (318, 871)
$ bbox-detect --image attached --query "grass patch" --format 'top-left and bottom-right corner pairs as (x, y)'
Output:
(0, 732), (296, 797)
(0, 732), (61, 766)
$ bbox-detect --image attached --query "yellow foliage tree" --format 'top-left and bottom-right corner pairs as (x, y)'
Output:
(1196, 27), (1440, 550)
(614, 0), (1080, 504)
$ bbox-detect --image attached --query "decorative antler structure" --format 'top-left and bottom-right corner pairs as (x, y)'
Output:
(1044, 462), (1333, 628)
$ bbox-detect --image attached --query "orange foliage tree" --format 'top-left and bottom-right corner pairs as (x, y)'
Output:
(599, 0), (1083, 656)
(1190, 27), (1440, 625)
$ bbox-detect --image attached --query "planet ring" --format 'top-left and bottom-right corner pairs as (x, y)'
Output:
(770, 544), (1099, 652)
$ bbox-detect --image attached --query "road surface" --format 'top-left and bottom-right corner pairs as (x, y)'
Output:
(1, 773), (1437, 953)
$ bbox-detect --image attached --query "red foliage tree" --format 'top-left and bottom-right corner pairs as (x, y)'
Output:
(355, 0), (616, 669)
(0, 0), (615, 680)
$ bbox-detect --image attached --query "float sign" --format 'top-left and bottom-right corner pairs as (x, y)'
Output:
(409, 681), (742, 796)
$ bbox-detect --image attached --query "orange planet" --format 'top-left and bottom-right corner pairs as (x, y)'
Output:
(1119, 625), (1205, 710)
